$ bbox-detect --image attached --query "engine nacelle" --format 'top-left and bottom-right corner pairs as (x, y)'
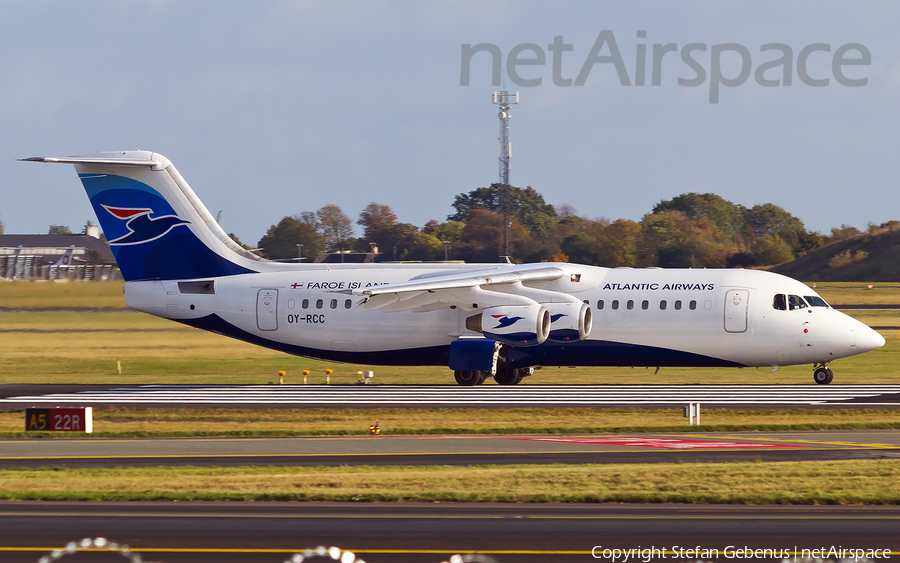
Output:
(466, 304), (550, 347)
(546, 301), (593, 343)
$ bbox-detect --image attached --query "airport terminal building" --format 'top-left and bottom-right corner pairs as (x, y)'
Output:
(0, 232), (120, 281)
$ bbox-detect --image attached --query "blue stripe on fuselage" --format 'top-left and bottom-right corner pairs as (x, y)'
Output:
(178, 314), (744, 369)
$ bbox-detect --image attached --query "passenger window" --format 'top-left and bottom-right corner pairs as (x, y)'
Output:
(660, 300), (667, 310)
(345, 299), (352, 309)
(641, 300), (649, 310)
(689, 300), (697, 310)
(674, 300), (682, 310)
(773, 294), (786, 311)
(627, 300), (634, 310)
(597, 300), (604, 310)
(612, 300), (619, 310)
(302, 299), (309, 309)
(804, 296), (829, 307)
(788, 295), (807, 310)
(330, 299), (337, 309)
(316, 299), (324, 309)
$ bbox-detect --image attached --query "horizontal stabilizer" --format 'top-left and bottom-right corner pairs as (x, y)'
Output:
(20, 155), (166, 169)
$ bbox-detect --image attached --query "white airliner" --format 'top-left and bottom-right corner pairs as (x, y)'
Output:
(23, 151), (885, 385)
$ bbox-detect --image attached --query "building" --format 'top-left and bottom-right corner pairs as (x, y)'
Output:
(0, 233), (119, 281)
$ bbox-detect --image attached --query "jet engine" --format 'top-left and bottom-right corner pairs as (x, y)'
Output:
(465, 304), (550, 347)
(545, 301), (593, 343)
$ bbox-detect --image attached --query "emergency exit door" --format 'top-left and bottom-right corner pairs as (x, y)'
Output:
(724, 289), (749, 333)
(257, 289), (278, 331)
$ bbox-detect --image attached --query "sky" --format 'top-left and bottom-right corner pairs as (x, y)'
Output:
(1, 1), (898, 246)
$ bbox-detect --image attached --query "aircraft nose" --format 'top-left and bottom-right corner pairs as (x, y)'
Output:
(856, 327), (886, 353)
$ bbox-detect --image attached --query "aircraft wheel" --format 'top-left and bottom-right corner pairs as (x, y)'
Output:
(454, 370), (481, 386)
(475, 371), (489, 385)
(494, 368), (526, 385)
(813, 367), (833, 385)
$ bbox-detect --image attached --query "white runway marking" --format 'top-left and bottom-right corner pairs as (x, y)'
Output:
(3, 384), (900, 406)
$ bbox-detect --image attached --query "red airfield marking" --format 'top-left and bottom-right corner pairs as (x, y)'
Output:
(512, 437), (807, 449)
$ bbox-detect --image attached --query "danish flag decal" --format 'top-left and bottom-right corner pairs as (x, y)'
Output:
(102, 205), (190, 246)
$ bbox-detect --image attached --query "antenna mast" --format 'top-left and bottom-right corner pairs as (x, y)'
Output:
(492, 90), (518, 259)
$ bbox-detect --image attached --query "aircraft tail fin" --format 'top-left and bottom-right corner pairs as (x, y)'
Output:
(22, 151), (265, 281)
(52, 245), (75, 267)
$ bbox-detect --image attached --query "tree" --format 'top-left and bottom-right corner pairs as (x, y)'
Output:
(389, 222), (420, 260)
(455, 209), (529, 263)
(316, 205), (353, 251)
(745, 203), (809, 253)
(81, 219), (96, 235)
(422, 220), (440, 235)
(638, 210), (733, 268)
(48, 225), (73, 235)
(432, 221), (465, 245)
(561, 231), (603, 266)
(596, 219), (642, 267)
(653, 193), (747, 237)
(829, 224), (861, 242)
(750, 234), (794, 266)
(0, 213), (4, 235)
(405, 231), (445, 261)
(356, 203), (425, 259)
(298, 211), (319, 229)
(357, 203), (398, 247)
(257, 216), (321, 261)
(448, 183), (557, 238)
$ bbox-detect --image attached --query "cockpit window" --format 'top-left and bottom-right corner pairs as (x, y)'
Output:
(773, 294), (787, 311)
(788, 295), (808, 310)
(804, 296), (829, 308)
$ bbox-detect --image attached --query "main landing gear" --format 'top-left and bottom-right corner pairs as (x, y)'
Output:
(493, 366), (534, 386)
(453, 366), (535, 386)
(454, 370), (487, 386)
(813, 362), (833, 385)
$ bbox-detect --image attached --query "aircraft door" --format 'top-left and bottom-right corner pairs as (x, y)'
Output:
(724, 289), (749, 333)
(257, 289), (278, 331)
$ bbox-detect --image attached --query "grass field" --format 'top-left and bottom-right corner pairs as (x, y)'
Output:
(814, 283), (900, 305)
(2, 460), (899, 504)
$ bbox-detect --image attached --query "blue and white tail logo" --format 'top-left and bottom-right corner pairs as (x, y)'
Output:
(101, 205), (190, 246)
(80, 173), (253, 281)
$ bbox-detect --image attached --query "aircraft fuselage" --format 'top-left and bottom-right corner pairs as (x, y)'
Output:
(124, 263), (882, 371)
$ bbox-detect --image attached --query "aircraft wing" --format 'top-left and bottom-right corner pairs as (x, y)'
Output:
(340, 264), (568, 313)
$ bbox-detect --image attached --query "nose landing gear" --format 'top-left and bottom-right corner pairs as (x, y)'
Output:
(813, 362), (833, 384)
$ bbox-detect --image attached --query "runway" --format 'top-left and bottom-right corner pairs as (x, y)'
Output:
(2, 430), (900, 469)
(4, 383), (900, 409)
(1, 502), (899, 563)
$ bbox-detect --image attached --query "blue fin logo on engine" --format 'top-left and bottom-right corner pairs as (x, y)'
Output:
(550, 313), (567, 323)
(491, 314), (524, 329)
(102, 205), (189, 246)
